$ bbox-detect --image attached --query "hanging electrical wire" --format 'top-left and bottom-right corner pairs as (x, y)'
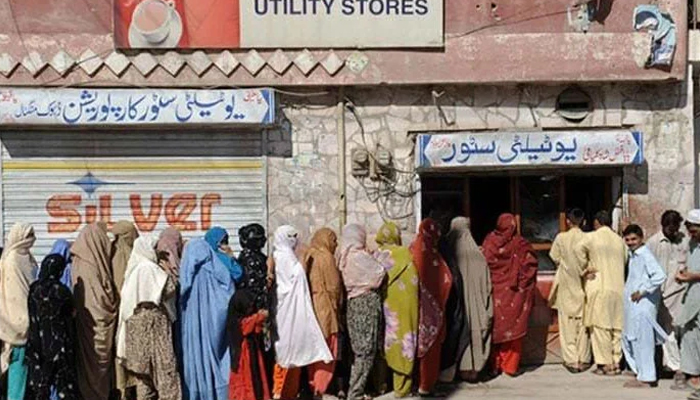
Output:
(344, 97), (419, 222)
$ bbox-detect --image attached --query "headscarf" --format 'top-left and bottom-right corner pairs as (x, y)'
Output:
(48, 239), (73, 291)
(273, 225), (332, 368)
(157, 227), (183, 280)
(238, 224), (270, 310)
(411, 218), (453, 358)
(0, 223), (37, 347)
(26, 254), (80, 400)
(338, 224), (386, 299)
(71, 223), (118, 400)
(376, 222), (402, 247)
(481, 213), (537, 344)
(111, 220), (139, 292)
(116, 234), (173, 360)
(180, 239), (236, 400)
(375, 222), (419, 379)
(205, 226), (243, 283)
(303, 228), (342, 338)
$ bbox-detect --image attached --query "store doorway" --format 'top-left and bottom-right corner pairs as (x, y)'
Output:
(420, 171), (619, 365)
(469, 177), (511, 244)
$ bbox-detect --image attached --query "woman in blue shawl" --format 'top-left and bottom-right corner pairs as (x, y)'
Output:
(46, 240), (73, 292)
(180, 238), (236, 400)
(205, 227), (243, 284)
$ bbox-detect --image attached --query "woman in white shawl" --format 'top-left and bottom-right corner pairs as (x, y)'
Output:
(0, 223), (38, 400)
(116, 234), (179, 398)
(272, 225), (332, 400)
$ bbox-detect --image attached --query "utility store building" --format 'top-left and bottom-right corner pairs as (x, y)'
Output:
(0, 0), (693, 364)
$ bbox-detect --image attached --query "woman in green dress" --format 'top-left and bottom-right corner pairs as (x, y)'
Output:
(375, 222), (419, 398)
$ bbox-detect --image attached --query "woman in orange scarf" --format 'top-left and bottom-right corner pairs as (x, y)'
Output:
(481, 213), (538, 377)
(411, 219), (452, 396)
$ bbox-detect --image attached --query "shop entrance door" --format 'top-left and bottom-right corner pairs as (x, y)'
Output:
(420, 172), (617, 365)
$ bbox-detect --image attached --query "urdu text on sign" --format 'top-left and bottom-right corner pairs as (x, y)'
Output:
(0, 88), (276, 126)
(417, 130), (644, 169)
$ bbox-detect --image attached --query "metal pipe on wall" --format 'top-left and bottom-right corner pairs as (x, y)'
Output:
(337, 88), (347, 228)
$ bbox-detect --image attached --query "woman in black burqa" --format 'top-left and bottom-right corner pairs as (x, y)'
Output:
(237, 223), (276, 380)
(25, 254), (81, 400)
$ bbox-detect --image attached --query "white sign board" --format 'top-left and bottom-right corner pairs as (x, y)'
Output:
(0, 88), (275, 126)
(418, 130), (643, 168)
(240, 0), (443, 48)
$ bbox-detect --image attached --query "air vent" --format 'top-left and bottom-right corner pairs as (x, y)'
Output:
(556, 87), (593, 122)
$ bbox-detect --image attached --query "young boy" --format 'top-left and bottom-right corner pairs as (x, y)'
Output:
(621, 224), (667, 388)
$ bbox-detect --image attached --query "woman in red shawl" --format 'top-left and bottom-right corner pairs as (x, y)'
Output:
(411, 219), (453, 396)
(482, 213), (538, 376)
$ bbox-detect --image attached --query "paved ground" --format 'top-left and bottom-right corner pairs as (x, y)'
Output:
(375, 365), (693, 400)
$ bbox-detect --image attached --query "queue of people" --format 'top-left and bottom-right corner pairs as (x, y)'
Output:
(1, 206), (699, 400)
(0, 213), (541, 400)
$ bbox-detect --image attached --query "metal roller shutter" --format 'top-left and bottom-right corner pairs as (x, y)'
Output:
(1, 130), (266, 259)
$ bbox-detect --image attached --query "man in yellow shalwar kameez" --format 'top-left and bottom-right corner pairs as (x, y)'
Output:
(549, 208), (591, 373)
(575, 210), (628, 376)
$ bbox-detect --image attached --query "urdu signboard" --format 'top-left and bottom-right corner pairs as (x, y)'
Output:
(114, 0), (443, 48)
(0, 88), (276, 126)
(417, 130), (644, 169)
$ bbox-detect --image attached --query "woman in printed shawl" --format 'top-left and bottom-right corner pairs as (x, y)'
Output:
(227, 288), (270, 400)
(116, 234), (178, 395)
(72, 223), (119, 400)
(205, 226), (243, 284)
(339, 224), (386, 400)
(48, 239), (73, 292)
(180, 238), (236, 400)
(445, 217), (493, 382)
(26, 254), (80, 400)
(237, 224), (271, 312)
(411, 218), (453, 396)
(481, 213), (538, 376)
(0, 223), (38, 400)
(375, 222), (418, 398)
(237, 223), (275, 387)
(271, 225), (332, 400)
(157, 227), (183, 280)
(303, 227), (343, 397)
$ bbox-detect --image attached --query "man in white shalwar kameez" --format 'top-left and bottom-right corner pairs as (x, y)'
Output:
(646, 210), (688, 385)
(620, 224), (667, 388)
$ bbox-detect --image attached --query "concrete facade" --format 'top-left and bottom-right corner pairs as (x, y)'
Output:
(267, 80), (694, 240)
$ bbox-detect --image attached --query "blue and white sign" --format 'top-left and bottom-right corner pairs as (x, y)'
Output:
(418, 130), (643, 169)
(0, 87), (275, 126)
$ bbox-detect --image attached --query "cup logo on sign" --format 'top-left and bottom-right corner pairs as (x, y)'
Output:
(132, 0), (173, 44)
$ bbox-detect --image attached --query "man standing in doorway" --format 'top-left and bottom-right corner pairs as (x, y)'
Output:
(676, 210), (700, 398)
(549, 208), (591, 373)
(646, 210), (688, 386)
(575, 210), (627, 376)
